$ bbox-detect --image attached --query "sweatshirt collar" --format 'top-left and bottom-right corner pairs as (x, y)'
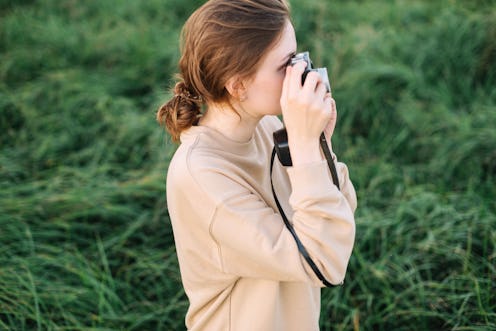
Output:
(180, 124), (258, 156)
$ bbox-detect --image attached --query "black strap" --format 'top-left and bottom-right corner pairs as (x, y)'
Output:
(320, 132), (340, 190)
(270, 147), (340, 287)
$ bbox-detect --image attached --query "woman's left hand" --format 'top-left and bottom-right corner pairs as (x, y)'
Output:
(323, 97), (337, 150)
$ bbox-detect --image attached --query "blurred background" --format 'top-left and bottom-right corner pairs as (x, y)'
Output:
(0, 0), (494, 330)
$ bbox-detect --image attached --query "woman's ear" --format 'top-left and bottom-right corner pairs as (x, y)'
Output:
(225, 76), (247, 101)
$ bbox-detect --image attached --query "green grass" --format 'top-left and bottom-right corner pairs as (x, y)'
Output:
(1, 0), (495, 330)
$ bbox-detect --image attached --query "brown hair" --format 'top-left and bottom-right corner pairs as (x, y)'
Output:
(156, 0), (290, 142)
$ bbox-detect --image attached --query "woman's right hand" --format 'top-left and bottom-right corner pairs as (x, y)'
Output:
(280, 61), (332, 165)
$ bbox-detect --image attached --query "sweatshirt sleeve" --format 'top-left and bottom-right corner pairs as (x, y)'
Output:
(287, 160), (356, 285)
(333, 154), (358, 213)
(193, 159), (356, 287)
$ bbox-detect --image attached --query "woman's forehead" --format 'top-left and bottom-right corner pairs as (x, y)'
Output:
(265, 21), (297, 62)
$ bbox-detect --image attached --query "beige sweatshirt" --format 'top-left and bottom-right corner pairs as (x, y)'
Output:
(166, 115), (357, 331)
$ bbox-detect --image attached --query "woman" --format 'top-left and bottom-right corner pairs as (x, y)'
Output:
(157, 0), (357, 330)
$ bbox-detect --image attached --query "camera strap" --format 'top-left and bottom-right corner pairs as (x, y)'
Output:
(269, 137), (340, 287)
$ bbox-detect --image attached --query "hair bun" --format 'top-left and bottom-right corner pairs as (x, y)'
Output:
(174, 81), (203, 103)
(156, 81), (203, 142)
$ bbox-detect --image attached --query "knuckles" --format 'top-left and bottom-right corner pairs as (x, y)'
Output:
(283, 70), (330, 117)
(304, 71), (321, 84)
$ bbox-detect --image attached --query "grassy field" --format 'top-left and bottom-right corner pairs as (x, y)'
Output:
(1, 0), (495, 330)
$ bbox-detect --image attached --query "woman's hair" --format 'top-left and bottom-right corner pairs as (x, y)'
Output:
(157, 0), (290, 142)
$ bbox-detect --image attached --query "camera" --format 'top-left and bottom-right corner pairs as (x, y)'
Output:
(290, 51), (331, 93)
(273, 51), (331, 166)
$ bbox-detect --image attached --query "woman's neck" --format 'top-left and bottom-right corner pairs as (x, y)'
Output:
(199, 103), (261, 143)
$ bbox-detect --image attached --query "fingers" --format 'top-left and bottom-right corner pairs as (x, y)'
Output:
(286, 62), (326, 97)
(314, 80), (328, 100)
(301, 71), (321, 95)
(288, 61), (307, 96)
(330, 97), (337, 114)
(324, 97), (337, 142)
(283, 62), (330, 116)
(323, 92), (332, 110)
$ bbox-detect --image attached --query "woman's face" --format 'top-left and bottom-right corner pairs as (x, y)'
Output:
(241, 20), (297, 117)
